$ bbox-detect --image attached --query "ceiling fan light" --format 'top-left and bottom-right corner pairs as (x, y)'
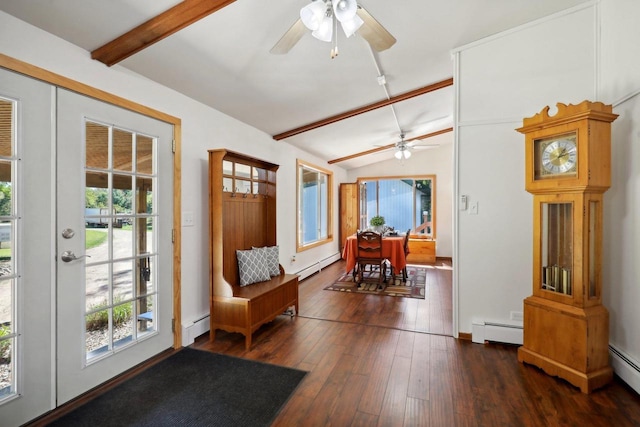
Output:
(404, 149), (412, 159)
(300, 1), (326, 31)
(312, 15), (333, 42)
(333, 0), (358, 22)
(394, 150), (403, 160)
(340, 14), (363, 37)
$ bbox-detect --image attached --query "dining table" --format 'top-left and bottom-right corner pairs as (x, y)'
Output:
(342, 234), (407, 274)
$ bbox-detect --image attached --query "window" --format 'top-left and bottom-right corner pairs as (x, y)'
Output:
(297, 160), (333, 250)
(358, 176), (435, 238)
(0, 97), (16, 400)
(84, 121), (159, 362)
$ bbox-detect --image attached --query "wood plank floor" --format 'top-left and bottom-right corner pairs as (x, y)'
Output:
(194, 260), (640, 426)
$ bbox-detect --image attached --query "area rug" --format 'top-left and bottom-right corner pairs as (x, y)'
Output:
(49, 348), (307, 427)
(324, 265), (426, 299)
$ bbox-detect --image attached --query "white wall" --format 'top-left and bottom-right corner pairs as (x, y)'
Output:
(454, 2), (596, 333)
(0, 11), (347, 333)
(454, 0), (640, 389)
(600, 0), (640, 375)
(346, 133), (454, 258)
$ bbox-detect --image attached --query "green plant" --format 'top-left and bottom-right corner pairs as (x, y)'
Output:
(370, 215), (385, 227)
(0, 324), (10, 361)
(85, 300), (133, 331)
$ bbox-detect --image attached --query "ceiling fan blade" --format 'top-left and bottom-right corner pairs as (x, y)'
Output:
(270, 19), (307, 54)
(356, 6), (396, 52)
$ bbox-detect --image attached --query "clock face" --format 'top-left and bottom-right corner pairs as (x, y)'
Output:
(534, 133), (577, 179)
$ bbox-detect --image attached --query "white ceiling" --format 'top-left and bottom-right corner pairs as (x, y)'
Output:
(0, 0), (589, 169)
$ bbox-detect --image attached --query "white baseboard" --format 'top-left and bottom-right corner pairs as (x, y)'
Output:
(471, 320), (523, 345)
(294, 252), (341, 281)
(609, 345), (640, 395)
(181, 315), (210, 347)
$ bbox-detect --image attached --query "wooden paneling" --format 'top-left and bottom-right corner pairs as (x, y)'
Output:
(339, 182), (358, 250)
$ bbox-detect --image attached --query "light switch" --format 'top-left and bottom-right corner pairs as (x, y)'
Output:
(460, 195), (468, 210)
(470, 202), (479, 215)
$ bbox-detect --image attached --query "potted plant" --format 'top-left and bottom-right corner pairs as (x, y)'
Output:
(369, 215), (385, 233)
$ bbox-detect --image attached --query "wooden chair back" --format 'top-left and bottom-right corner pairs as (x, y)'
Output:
(356, 230), (383, 260)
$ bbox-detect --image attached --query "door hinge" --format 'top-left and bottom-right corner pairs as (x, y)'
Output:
(172, 140), (176, 153)
(172, 318), (176, 333)
(172, 229), (175, 243)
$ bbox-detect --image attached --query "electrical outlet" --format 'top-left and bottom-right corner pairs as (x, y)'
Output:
(182, 211), (194, 227)
(510, 311), (524, 321)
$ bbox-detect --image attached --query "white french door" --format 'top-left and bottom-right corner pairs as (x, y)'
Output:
(56, 89), (174, 404)
(0, 69), (175, 426)
(0, 66), (56, 427)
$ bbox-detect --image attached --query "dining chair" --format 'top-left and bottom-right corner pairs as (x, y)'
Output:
(355, 230), (386, 289)
(388, 229), (411, 283)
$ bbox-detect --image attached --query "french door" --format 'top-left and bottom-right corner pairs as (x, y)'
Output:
(0, 66), (56, 427)
(0, 69), (175, 425)
(56, 88), (174, 404)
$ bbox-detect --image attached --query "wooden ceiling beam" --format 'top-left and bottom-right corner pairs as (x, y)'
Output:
(327, 127), (453, 164)
(91, 0), (237, 66)
(272, 77), (453, 141)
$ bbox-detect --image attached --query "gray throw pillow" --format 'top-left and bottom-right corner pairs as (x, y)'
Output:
(236, 248), (270, 286)
(252, 245), (280, 276)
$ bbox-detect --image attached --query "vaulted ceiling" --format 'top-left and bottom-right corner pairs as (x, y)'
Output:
(0, 0), (590, 169)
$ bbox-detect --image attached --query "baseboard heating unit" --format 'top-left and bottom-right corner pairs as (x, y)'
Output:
(294, 252), (341, 281)
(471, 320), (523, 345)
(609, 345), (640, 394)
(182, 314), (210, 346)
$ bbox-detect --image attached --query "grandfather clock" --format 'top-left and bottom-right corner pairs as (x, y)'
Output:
(516, 101), (618, 393)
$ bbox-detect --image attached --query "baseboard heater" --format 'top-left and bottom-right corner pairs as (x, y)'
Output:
(609, 345), (640, 394)
(471, 320), (523, 345)
(294, 252), (341, 281)
(181, 314), (210, 347)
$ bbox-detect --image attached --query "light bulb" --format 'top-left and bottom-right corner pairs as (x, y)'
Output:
(340, 15), (363, 37)
(300, 1), (326, 31)
(312, 15), (333, 42)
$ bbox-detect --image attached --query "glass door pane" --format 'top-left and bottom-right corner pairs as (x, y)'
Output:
(0, 98), (15, 400)
(84, 121), (159, 362)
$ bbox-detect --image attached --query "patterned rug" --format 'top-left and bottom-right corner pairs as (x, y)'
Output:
(324, 265), (426, 299)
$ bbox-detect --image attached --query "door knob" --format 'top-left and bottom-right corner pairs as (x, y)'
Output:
(61, 250), (91, 263)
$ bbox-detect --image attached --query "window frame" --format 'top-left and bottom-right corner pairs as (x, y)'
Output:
(356, 175), (436, 238)
(296, 159), (333, 251)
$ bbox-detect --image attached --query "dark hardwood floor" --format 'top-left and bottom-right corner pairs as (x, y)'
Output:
(297, 259), (453, 336)
(194, 260), (640, 427)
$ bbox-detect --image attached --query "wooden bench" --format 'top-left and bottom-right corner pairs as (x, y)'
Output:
(407, 236), (436, 263)
(211, 265), (298, 350)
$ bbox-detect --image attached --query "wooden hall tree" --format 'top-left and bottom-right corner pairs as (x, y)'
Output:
(207, 149), (298, 349)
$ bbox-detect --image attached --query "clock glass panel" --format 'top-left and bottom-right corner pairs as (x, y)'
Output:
(534, 132), (577, 180)
(541, 202), (573, 295)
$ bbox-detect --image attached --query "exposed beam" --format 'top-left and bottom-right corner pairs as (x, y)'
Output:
(92, 0), (237, 66)
(272, 77), (453, 141)
(328, 127), (453, 164)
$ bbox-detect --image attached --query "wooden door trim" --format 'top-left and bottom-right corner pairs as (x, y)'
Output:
(0, 53), (183, 349)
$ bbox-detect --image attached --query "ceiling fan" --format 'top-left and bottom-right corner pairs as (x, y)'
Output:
(270, 0), (396, 57)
